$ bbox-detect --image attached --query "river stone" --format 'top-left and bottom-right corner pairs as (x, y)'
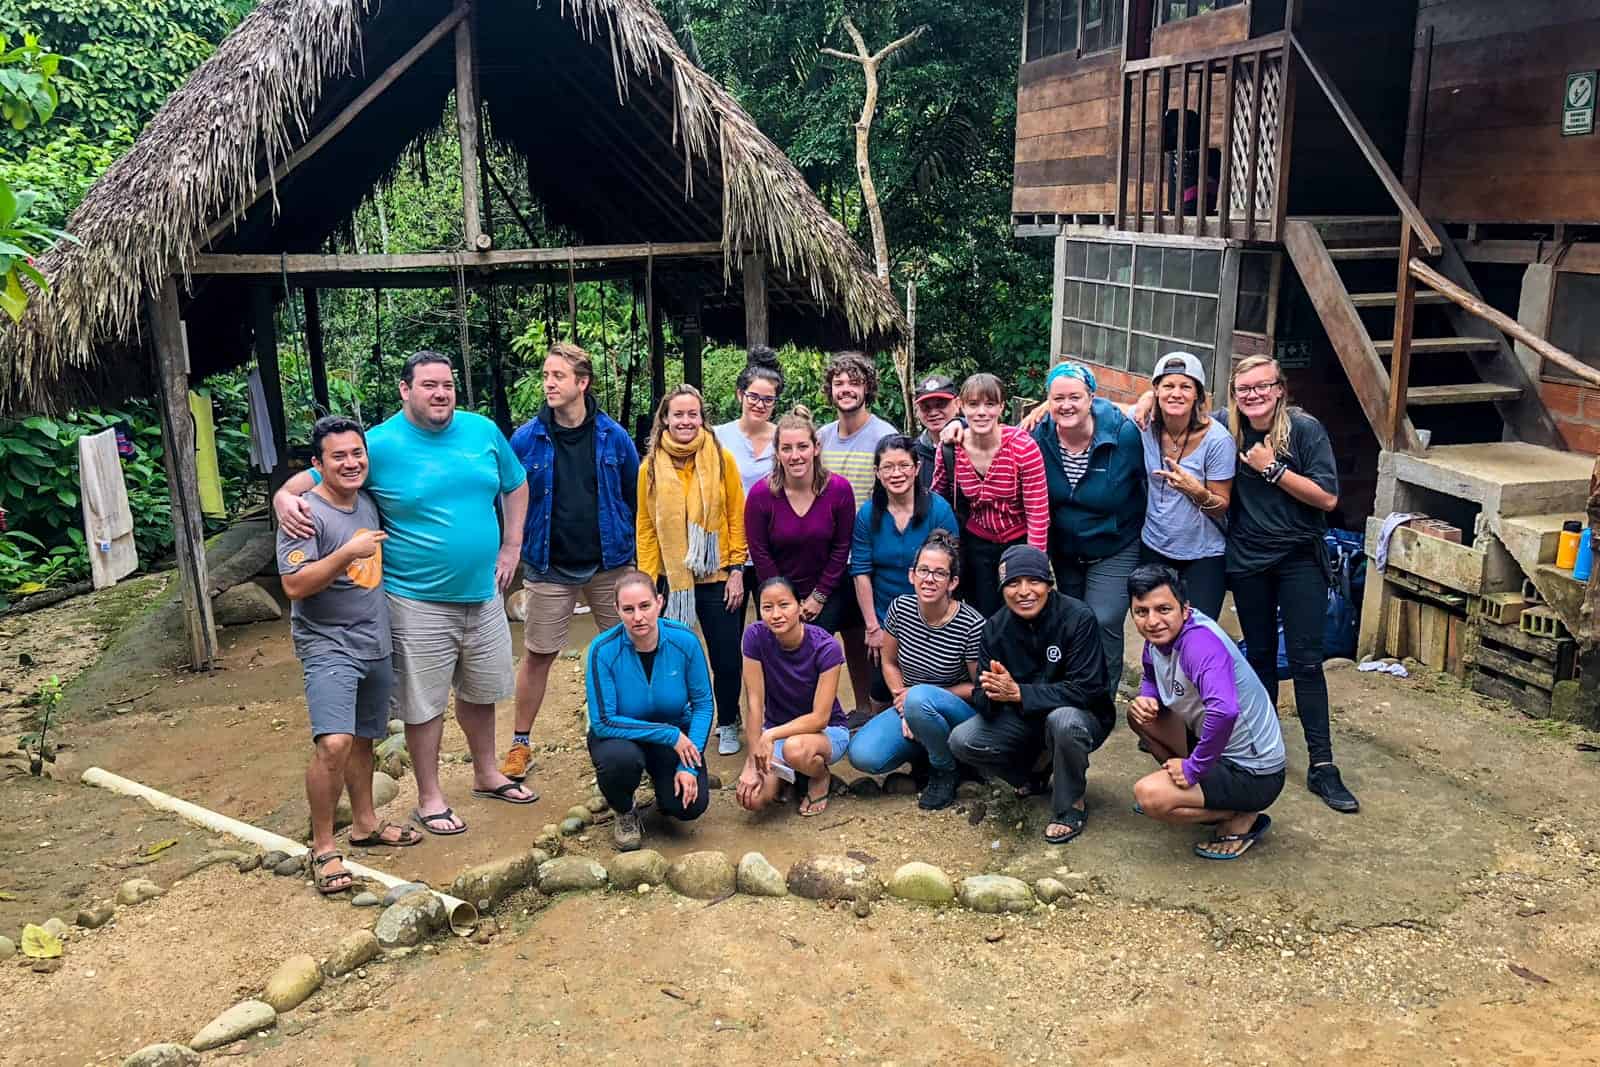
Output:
(212, 582), (281, 626)
(190, 999), (276, 1051)
(272, 855), (303, 877)
(41, 917), (70, 941)
(559, 817), (585, 836)
(262, 954), (322, 1012)
(115, 878), (163, 906)
(786, 855), (883, 902)
(1033, 877), (1070, 904)
(537, 856), (607, 893)
(260, 850), (290, 870)
(666, 851), (736, 899)
(374, 891), (445, 949)
(736, 852), (787, 897)
(451, 849), (541, 910)
(955, 781), (986, 799)
(323, 930), (379, 978)
(882, 772), (920, 796)
(350, 891), (379, 908)
(847, 777), (882, 798)
(381, 881), (429, 906)
(958, 875), (1035, 914)
(564, 805), (594, 826)
(887, 862), (955, 905)
(607, 849), (669, 889)
(0, 935), (14, 960)
(236, 853), (262, 873)
(121, 1044), (200, 1067)
(585, 797), (608, 814)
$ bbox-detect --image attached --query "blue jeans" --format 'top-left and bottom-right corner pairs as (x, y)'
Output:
(847, 684), (978, 774)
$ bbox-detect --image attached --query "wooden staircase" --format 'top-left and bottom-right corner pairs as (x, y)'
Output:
(1282, 216), (1565, 453)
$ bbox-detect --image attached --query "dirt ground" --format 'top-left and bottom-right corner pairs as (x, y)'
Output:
(3, 585), (1600, 1064)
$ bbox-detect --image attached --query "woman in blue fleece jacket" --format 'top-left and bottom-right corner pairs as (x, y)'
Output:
(585, 570), (714, 851)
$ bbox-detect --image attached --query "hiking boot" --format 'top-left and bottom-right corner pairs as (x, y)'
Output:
(717, 724), (742, 756)
(499, 741), (533, 782)
(918, 770), (959, 811)
(613, 809), (642, 851)
(1307, 763), (1359, 813)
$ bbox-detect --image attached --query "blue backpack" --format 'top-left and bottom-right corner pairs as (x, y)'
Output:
(1241, 529), (1366, 678)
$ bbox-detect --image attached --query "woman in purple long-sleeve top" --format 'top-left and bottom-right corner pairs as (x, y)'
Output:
(744, 408), (856, 636)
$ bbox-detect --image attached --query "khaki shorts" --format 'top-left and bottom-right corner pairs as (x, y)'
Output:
(522, 567), (627, 654)
(388, 593), (515, 724)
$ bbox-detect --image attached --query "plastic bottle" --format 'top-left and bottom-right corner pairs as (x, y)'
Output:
(1575, 527), (1595, 583)
(1557, 520), (1583, 570)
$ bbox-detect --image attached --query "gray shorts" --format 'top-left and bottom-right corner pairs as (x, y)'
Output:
(388, 593), (515, 725)
(301, 651), (394, 740)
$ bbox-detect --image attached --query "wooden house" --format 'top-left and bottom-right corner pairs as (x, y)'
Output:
(1012, 1), (1600, 711)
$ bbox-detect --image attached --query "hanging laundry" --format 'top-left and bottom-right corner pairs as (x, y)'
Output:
(77, 428), (139, 589)
(246, 367), (279, 474)
(113, 420), (135, 458)
(189, 391), (226, 519)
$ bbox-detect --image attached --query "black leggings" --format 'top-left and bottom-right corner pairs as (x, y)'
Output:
(1230, 542), (1334, 765)
(1139, 544), (1226, 620)
(963, 534), (1025, 619)
(695, 580), (745, 728)
(588, 735), (711, 819)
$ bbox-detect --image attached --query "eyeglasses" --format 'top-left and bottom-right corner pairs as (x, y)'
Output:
(913, 565), (952, 582)
(1235, 380), (1281, 397)
(877, 462), (916, 475)
(740, 391), (779, 408)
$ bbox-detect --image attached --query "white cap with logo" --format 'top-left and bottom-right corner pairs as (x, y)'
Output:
(1151, 351), (1206, 388)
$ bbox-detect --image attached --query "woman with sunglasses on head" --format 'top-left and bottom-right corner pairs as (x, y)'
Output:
(846, 530), (984, 811)
(849, 435), (960, 712)
(930, 373), (1050, 618)
(1137, 352), (1234, 619)
(636, 385), (748, 757)
(1030, 361), (1146, 692)
(1225, 355), (1358, 814)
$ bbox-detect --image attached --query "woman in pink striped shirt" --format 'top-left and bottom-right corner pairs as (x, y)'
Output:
(932, 374), (1050, 617)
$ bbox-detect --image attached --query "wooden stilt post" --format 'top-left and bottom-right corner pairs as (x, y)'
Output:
(454, 1), (489, 251)
(148, 276), (217, 671)
(647, 253), (665, 414)
(302, 287), (330, 413)
(621, 273), (640, 438)
(683, 295), (704, 390)
(251, 287), (290, 497)
(742, 251), (768, 348)
(1386, 223), (1418, 452)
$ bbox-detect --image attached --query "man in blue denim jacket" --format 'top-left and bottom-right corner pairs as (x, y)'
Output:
(499, 343), (639, 784)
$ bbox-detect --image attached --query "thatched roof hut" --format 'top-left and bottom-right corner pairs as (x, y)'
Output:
(0, 0), (905, 413)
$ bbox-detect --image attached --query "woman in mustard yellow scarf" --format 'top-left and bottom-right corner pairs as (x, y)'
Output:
(638, 385), (750, 755)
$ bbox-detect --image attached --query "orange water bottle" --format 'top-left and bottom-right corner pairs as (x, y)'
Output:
(1557, 520), (1583, 570)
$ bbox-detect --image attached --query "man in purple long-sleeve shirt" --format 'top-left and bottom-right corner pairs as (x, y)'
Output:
(1126, 563), (1286, 860)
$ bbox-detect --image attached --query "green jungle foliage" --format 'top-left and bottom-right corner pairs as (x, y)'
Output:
(0, 1), (1050, 596)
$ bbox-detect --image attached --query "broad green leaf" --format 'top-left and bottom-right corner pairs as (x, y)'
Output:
(0, 268), (26, 322)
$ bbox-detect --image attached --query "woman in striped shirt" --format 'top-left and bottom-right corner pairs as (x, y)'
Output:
(931, 373), (1050, 617)
(845, 531), (985, 811)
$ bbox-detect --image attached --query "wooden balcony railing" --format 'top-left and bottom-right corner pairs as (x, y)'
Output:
(1114, 31), (1292, 242)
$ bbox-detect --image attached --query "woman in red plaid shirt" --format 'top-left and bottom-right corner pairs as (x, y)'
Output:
(931, 373), (1050, 617)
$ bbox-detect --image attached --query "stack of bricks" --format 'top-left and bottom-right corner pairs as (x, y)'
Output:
(1407, 516), (1464, 543)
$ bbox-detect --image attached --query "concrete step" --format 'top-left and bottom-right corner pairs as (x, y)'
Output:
(1496, 512), (1581, 570)
(1387, 442), (1592, 518)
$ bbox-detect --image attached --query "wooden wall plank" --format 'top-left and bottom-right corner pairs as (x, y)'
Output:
(1015, 98), (1111, 139)
(1015, 128), (1108, 163)
(1011, 183), (1116, 214)
(1014, 156), (1113, 188)
(1150, 5), (1249, 58)
(1017, 66), (1117, 114)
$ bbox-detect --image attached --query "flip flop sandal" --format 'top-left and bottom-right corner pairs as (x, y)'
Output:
(1044, 808), (1087, 845)
(798, 788), (830, 817)
(1132, 802), (1146, 816)
(349, 821), (423, 848)
(312, 851), (353, 895)
(472, 781), (539, 804)
(411, 807), (467, 836)
(1194, 813), (1272, 861)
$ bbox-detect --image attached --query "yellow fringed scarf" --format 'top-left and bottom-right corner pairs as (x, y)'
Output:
(648, 429), (726, 622)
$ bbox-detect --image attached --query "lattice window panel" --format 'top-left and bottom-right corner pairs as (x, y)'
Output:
(1228, 57), (1282, 223)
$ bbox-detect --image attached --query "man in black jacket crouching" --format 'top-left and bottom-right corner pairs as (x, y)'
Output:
(948, 544), (1114, 844)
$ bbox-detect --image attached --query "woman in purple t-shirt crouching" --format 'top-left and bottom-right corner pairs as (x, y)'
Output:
(737, 576), (851, 817)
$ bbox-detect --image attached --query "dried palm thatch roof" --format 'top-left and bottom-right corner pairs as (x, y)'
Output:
(0, 0), (905, 413)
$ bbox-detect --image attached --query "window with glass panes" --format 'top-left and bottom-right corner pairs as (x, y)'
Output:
(1059, 241), (1222, 376)
(1024, 0), (1122, 62)
(1158, 0), (1245, 26)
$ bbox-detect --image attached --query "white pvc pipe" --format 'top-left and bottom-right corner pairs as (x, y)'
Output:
(81, 766), (478, 935)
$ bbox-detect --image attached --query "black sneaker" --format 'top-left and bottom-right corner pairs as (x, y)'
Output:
(918, 770), (958, 811)
(1307, 764), (1359, 813)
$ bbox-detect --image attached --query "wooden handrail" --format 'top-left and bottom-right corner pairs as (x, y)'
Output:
(1123, 30), (1287, 73)
(1409, 258), (1600, 389)
(1289, 35), (1441, 255)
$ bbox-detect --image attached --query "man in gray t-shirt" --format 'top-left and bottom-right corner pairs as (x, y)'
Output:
(277, 417), (420, 894)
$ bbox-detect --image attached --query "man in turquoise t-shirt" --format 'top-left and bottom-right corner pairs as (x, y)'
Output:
(277, 351), (533, 835)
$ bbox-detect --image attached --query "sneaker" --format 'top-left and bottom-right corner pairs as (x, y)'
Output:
(613, 809), (642, 851)
(918, 770), (958, 811)
(717, 724), (742, 756)
(1307, 763), (1360, 813)
(499, 741), (533, 782)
